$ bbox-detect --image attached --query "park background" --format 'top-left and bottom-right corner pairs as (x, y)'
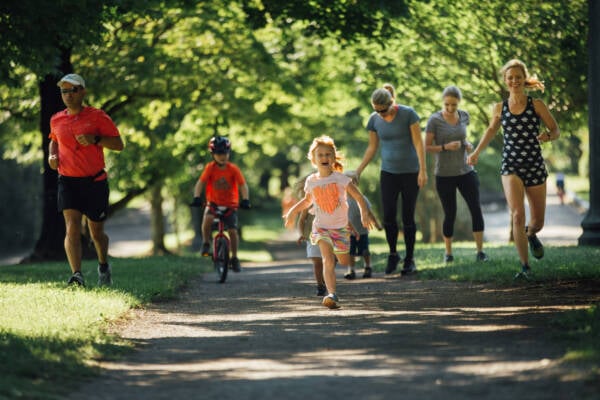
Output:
(0, 0), (591, 258)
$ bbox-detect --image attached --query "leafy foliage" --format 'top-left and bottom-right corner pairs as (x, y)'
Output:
(0, 0), (590, 248)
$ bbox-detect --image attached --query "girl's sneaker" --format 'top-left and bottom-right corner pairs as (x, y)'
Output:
(322, 293), (340, 309)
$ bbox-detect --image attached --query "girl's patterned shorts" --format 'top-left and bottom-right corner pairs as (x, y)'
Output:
(311, 227), (350, 254)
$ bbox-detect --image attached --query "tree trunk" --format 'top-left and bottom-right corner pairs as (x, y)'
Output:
(150, 184), (171, 255)
(26, 49), (72, 262)
(579, 0), (600, 245)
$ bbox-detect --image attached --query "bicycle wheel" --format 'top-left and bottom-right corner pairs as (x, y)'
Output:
(214, 236), (229, 283)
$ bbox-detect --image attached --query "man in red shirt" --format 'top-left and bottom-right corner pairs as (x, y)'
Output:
(192, 136), (250, 272)
(48, 73), (124, 287)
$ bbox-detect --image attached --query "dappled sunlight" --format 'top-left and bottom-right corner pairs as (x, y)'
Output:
(444, 324), (528, 332)
(100, 349), (412, 381)
(447, 358), (553, 378)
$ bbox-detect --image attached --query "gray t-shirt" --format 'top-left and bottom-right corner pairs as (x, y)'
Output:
(366, 105), (420, 174)
(425, 110), (473, 177)
(347, 195), (372, 235)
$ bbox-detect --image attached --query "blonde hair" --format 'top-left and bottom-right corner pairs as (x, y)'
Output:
(383, 83), (396, 98)
(307, 135), (344, 172)
(500, 59), (545, 92)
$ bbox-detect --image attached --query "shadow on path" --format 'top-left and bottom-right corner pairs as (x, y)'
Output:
(68, 235), (599, 400)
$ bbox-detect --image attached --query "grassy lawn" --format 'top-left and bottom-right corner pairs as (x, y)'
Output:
(1, 208), (598, 398)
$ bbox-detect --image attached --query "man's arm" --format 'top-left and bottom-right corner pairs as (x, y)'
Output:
(48, 140), (59, 170)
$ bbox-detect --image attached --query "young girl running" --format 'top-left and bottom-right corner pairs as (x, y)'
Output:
(283, 135), (376, 309)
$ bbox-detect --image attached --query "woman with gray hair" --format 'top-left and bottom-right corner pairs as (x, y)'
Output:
(425, 85), (488, 264)
(356, 84), (427, 276)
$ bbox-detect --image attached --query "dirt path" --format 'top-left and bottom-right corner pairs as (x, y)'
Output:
(69, 239), (599, 400)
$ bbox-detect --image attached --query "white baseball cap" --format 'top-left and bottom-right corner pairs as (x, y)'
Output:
(57, 73), (86, 88)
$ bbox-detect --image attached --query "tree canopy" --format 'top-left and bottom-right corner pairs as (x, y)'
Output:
(0, 0), (589, 252)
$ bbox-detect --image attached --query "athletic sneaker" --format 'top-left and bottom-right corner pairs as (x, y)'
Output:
(527, 234), (544, 259)
(476, 251), (489, 262)
(322, 293), (340, 309)
(514, 263), (531, 280)
(316, 284), (327, 296)
(400, 259), (417, 276)
(444, 254), (454, 263)
(344, 270), (356, 280)
(98, 264), (112, 286)
(362, 267), (372, 278)
(385, 254), (400, 274)
(67, 271), (85, 287)
(201, 242), (211, 257)
(230, 257), (241, 272)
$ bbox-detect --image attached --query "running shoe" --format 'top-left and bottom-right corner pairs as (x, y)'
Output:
(362, 267), (372, 278)
(476, 251), (489, 262)
(527, 234), (544, 259)
(514, 263), (531, 280)
(344, 270), (356, 280)
(98, 264), (112, 286)
(67, 271), (85, 287)
(385, 254), (400, 274)
(400, 259), (417, 276)
(201, 242), (211, 257)
(316, 284), (327, 296)
(322, 293), (340, 309)
(444, 254), (454, 263)
(230, 257), (241, 272)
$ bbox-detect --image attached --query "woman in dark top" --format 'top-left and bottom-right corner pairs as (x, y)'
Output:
(468, 60), (559, 276)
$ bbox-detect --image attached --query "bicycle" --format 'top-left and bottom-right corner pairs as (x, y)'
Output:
(207, 204), (235, 283)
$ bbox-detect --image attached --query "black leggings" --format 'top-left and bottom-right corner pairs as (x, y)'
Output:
(435, 171), (484, 238)
(380, 171), (419, 260)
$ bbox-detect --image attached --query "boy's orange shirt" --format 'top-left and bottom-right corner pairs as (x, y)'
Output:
(200, 161), (246, 208)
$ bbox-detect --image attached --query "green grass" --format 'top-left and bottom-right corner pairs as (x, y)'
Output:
(1, 209), (599, 398)
(0, 256), (208, 399)
(366, 229), (600, 366)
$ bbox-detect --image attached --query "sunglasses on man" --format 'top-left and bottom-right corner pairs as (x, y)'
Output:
(60, 86), (83, 94)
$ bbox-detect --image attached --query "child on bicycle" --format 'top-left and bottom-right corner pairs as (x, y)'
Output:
(343, 171), (382, 280)
(192, 136), (250, 272)
(283, 135), (377, 309)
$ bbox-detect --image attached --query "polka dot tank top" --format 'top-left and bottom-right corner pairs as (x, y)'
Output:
(500, 96), (544, 172)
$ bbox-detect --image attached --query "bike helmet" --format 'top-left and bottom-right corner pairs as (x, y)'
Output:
(209, 136), (231, 154)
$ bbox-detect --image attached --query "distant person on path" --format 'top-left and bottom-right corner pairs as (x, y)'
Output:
(467, 59), (560, 276)
(343, 171), (382, 280)
(356, 84), (427, 276)
(555, 172), (565, 205)
(425, 85), (488, 263)
(48, 73), (124, 287)
(283, 135), (376, 309)
(293, 174), (326, 296)
(192, 136), (250, 273)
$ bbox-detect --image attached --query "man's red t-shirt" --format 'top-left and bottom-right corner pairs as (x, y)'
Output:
(49, 106), (120, 178)
(200, 161), (246, 208)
